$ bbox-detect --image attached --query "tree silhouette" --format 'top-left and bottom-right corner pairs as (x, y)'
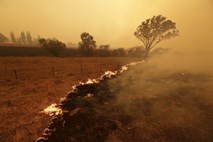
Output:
(0, 33), (9, 43)
(99, 44), (110, 56)
(26, 31), (33, 44)
(128, 46), (146, 57)
(39, 38), (66, 56)
(16, 37), (22, 44)
(112, 48), (126, 57)
(10, 32), (16, 43)
(134, 15), (179, 57)
(78, 32), (96, 56)
(21, 31), (26, 44)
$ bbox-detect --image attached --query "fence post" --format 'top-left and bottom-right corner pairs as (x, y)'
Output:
(52, 66), (55, 77)
(14, 69), (18, 80)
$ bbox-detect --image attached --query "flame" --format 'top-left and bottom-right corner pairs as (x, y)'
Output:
(42, 103), (63, 116)
(128, 61), (144, 66)
(85, 93), (94, 98)
(86, 79), (99, 84)
(42, 61), (143, 116)
(121, 66), (128, 71)
(104, 71), (117, 76)
(60, 97), (66, 102)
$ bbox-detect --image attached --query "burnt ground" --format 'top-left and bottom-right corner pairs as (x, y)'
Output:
(37, 63), (213, 142)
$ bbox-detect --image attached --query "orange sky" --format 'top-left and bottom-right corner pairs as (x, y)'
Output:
(0, 0), (213, 49)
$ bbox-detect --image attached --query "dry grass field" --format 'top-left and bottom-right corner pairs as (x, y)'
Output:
(0, 57), (140, 142)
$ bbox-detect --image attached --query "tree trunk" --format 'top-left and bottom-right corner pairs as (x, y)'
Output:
(145, 46), (150, 58)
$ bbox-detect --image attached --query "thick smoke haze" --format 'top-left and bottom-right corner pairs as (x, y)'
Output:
(0, 0), (213, 49)
(149, 49), (213, 74)
(103, 59), (213, 141)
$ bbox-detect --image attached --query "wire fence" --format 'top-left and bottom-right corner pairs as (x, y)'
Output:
(0, 63), (122, 82)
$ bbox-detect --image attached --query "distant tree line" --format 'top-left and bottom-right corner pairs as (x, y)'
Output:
(77, 32), (164, 58)
(37, 34), (148, 57)
(0, 31), (168, 57)
(10, 31), (39, 45)
(0, 31), (39, 45)
(1, 15), (178, 57)
(36, 32), (155, 57)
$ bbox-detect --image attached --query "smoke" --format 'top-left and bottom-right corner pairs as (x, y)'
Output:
(148, 48), (213, 74)
(106, 50), (213, 141)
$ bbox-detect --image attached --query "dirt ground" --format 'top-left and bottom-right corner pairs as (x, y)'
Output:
(0, 57), (140, 142)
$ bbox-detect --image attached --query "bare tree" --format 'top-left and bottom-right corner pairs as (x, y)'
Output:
(134, 15), (179, 57)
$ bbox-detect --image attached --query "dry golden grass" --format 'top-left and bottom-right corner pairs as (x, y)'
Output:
(0, 57), (140, 142)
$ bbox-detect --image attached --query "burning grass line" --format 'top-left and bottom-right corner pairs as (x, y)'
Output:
(41, 61), (143, 117)
(41, 103), (63, 116)
(37, 61), (143, 142)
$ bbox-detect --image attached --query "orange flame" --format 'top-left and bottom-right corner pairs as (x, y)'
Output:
(42, 103), (62, 116)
